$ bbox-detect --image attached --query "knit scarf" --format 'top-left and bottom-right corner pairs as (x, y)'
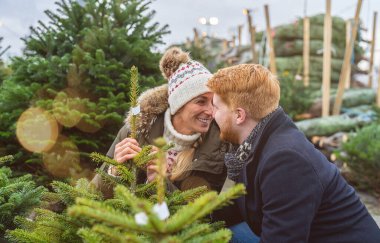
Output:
(225, 107), (281, 181)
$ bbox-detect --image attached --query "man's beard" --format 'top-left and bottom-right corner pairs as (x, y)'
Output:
(220, 117), (240, 145)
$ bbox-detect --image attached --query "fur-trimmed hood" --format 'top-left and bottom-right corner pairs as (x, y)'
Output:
(125, 84), (169, 138)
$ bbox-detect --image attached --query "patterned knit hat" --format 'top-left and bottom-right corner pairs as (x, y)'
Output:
(159, 47), (212, 115)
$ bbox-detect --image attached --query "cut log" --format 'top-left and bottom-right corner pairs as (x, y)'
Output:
(295, 110), (374, 137)
(308, 89), (376, 117)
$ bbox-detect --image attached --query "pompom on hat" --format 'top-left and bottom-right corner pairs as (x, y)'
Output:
(159, 47), (212, 115)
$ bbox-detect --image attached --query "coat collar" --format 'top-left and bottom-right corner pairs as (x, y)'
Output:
(124, 84), (169, 138)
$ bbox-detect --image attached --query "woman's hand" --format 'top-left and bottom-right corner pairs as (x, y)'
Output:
(114, 138), (142, 164)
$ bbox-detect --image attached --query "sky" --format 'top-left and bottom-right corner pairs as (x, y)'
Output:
(0, 0), (379, 62)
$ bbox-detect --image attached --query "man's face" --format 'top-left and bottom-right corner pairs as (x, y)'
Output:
(212, 94), (240, 144)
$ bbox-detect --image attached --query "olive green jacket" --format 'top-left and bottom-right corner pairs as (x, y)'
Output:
(91, 84), (226, 197)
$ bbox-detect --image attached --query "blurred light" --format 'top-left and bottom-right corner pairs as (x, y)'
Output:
(75, 115), (104, 133)
(53, 88), (84, 128)
(209, 17), (219, 25)
(16, 107), (59, 153)
(0, 21), (3, 27)
(199, 17), (207, 25)
(42, 135), (80, 178)
(243, 9), (249, 15)
(202, 32), (207, 37)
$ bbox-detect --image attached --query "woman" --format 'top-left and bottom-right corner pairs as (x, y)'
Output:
(92, 47), (226, 196)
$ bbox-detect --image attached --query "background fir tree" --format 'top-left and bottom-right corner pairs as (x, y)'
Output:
(0, 0), (169, 178)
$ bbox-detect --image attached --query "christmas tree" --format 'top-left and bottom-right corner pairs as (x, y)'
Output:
(0, 155), (46, 238)
(68, 140), (245, 242)
(0, 0), (169, 179)
(6, 178), (102, 243)
(6, 144), (245, 242)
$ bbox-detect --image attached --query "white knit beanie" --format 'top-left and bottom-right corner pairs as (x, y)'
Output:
(160, 47), (212, 115)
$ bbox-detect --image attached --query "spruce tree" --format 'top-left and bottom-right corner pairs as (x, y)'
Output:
(0, 0), (169, 177)
(7, 140), (245, 242)
(0, 155), (46, 238)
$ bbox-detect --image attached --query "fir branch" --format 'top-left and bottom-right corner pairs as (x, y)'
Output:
(177, 223), (212, 241)
(12, 216), (35, 231)
(94, 168), (130, 187)
(133, 145), (155, 169)
(159, 192), (217, 233)
(187, 228), (231, 243)
(153, 138), (167, 204)
(92, 224), (143, 243)
(51, 179), (103, 206)
(68, 197), (155, 234)
(0, 155), (14, 165)
(90, 152), (119, 167)
(135, 181), (156, 198)
(129, 65), (139, 139)
(129, 65), (140, 191)
(77, 227), (105, 243)
(91, 153), (135, 183)
(168, 186), (208, 206)
(164, 184), (246, 233)
(114, 185), (152, 214)
(103, 198), (130, 212)
(6, 229), (50, 243)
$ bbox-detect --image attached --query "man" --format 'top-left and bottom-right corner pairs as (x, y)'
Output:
(208, 64), (380, 242)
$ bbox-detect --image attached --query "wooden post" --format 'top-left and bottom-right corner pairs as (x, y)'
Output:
(231, 35), (236, 48)
(377, 62), (380, 107)
(322, 0), (332, 117)
(251, 26), (257, 62)
(368, 11), (377, 88)
(246, 10), (257, 63)
(193, 28), (200, 48)
(185, 38), (191, 49)
(264, 4), (277, 75)
(303, 17), (310, 87)
(238, 25), (243, 51)
(333, 0), (363, 115)
(223, 39), (228, 53)
(345, 20), (352, 89)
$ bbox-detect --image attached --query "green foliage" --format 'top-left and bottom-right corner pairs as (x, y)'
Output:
(7, 141), (244, 242)
(68, 183), (245, 242)
(335, 123), (380, 195)
(0, 156), (46, 235)
(6, 179), (101, 243)
(0, 0), (169, 177)
(278, 73), (317, 120)
(0, 37), (11, 83)
(68, 140), (245, 242)
(129, 65), (140, 139)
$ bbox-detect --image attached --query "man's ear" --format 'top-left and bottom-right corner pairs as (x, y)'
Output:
(235, 108), (247, 125)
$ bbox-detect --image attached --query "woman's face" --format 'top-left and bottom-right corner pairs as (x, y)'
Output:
(173, 92), (214, 135)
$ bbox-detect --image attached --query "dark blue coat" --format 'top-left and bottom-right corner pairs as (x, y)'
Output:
(218, 109), (380, 242)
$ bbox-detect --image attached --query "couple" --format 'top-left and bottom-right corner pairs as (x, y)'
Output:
(93, 47), (380, 242)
